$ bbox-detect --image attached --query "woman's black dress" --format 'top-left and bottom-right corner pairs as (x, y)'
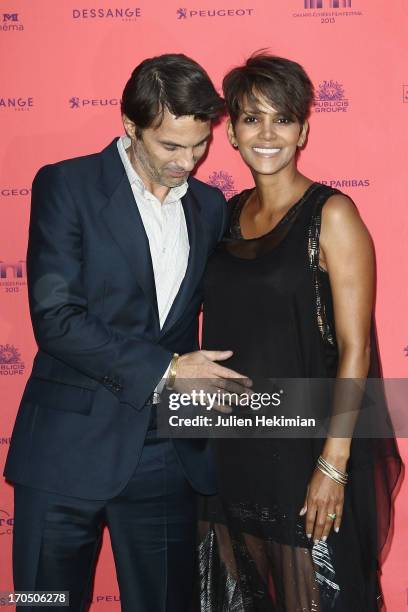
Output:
(198, 183), (402, 611)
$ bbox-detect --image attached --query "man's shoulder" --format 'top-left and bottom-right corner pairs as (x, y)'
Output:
(188, 175), (226, 204)
(34, 139), (117, 184)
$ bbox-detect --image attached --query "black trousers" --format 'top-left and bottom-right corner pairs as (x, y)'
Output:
(12, 429), (197, 612)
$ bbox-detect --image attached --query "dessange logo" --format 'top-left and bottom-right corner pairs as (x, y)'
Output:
(0, 97), (34, 111)
(72, 7), (141, 20)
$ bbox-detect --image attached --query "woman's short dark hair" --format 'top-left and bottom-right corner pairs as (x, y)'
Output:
(121, 53), (225, 130)
(223, 53), (314, 125)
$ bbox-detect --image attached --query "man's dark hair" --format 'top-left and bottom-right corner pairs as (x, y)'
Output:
(223, 53), (314, 126)
(121, 53), (225, 130)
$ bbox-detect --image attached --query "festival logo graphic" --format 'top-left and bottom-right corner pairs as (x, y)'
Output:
(1, 12), (24, 31)
(207, 171), (238, 198)
(0, 97), (34, 111)
(0, 508), (13, 536)
(0, 260), (27, 293)
(403, 86), (408, 103)
(304, 0), (351, 7)
(313, 80), (349, 113)
(69, 97), (120, 109)
(176, 7), (254, 19)
(0, 344), (25, 376)
(0, 187), (31, 197)
(72, 8), (141, 20)
(294, 0), (361, 21)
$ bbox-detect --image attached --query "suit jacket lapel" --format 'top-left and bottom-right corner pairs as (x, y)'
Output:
(161, 187), (208, 336)
(99, 140), (159, 325)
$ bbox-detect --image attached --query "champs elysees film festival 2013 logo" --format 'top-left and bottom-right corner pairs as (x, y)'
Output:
(294, 0), (362, 21)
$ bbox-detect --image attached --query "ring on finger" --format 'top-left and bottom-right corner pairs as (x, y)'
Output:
(327, 512), (336, 520)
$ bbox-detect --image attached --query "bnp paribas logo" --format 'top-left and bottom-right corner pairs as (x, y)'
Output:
(207, 171), (238, 199)
(0, 344), (25, 376)
(313, 80), (349, 113)
(294, 0), (361, 21)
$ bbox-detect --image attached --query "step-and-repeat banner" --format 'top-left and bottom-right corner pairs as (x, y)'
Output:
(1, 0), (407, 609)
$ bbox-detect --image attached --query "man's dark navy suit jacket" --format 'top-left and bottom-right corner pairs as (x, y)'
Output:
(4, 139), (227, 499)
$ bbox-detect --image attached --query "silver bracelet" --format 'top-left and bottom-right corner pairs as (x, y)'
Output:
(316, 455), (348, 485)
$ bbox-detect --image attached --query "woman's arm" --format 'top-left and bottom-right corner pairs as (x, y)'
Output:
(302, 194), (375, 542)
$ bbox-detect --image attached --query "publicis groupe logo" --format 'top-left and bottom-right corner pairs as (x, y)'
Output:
(313, 80), (349, 113)
(0, 509), (14, 536)
(403, 86), (408, 104)
(0, 187), (31, 197)
(0, 260), (27, 294)
(293, 0), (362, 21)
(0, 97), (34, 111)
(320, 179), (370, 189)
(177, 7), (254, 19)
(72, 7), (141, 20)
(207, 171), (238, 198)
(1, 12), (24, 31)
(69, 97), (120, 109)
(0, 344), (25, 376)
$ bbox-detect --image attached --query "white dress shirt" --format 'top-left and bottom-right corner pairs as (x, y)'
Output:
(117, 136), (190, 388)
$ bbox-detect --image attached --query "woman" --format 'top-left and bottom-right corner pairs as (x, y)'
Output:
(198, 54), (402, 611)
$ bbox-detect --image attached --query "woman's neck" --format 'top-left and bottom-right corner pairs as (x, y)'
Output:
(251, 166), (312, 213)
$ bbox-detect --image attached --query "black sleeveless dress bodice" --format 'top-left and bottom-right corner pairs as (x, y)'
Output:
(197, 184), (402, 612)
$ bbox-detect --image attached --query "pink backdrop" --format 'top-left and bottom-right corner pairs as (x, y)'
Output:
(1, 0), (407, 609)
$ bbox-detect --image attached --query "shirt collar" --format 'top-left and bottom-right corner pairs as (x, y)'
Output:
(117, 135), (188, 204)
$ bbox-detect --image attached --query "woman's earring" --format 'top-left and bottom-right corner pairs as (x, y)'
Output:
(233, 143), (239, 149)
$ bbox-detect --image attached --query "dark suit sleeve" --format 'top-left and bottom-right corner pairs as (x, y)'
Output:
(27, 164), (172, 409)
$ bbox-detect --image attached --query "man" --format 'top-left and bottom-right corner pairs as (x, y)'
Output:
(4, 54), (248, 611)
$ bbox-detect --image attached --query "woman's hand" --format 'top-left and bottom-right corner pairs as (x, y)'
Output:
(299, 467), (345, 544)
